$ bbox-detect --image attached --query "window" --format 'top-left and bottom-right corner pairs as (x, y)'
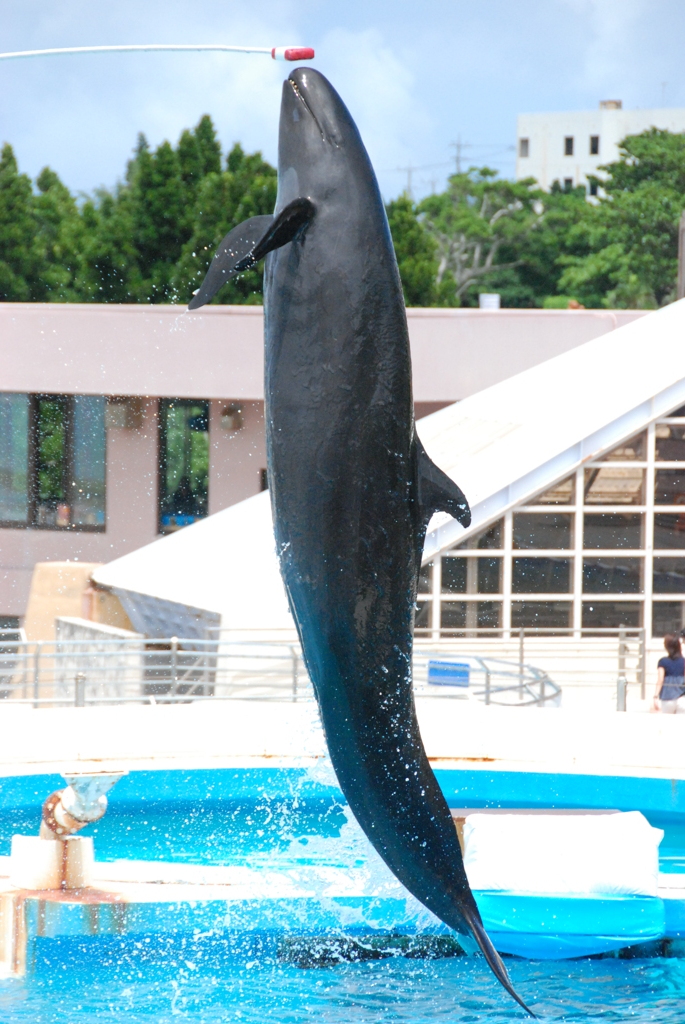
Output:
(590, 135), (599, 155)
(655, 470), (685, 506)
(158, 400), (209, 533)
(563, 178), (574, 191)
(584, 467), (645, 505)
(452, 519), (502, 550)
(519, 138), (529, 158)
(582, 602), (642, 629)
(512, 557), (571, 593)
(653, 601), (685, 637)
(653, 558), (685, 594)
(414, 601), (431, 630)
(418, 562), (432, 594)
(0, 394), (105, 530)
(0, 394), (29, 525)
(588, 180), (599, 197)
(440, 601), (501, 634)
(512, 601), (572, 631)
(654, 514), (685, 549)
(531, 475), (575, 505)
(655, 424), (685, 462)
(583, 558), (642, 594)
(583, 513), (643, 549)
(564, 137), (574, 156)
(513, 513), (573, 549)
(441, 557), (502, 594)
(596, 431), (646, 461)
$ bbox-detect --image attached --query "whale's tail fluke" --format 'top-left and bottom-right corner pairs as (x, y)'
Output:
(460, 903), (537, 1017)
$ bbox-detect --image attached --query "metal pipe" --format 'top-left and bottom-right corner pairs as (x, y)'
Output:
(170, 637), (178, 697)
(32, 642), (42, 708)
(484, 668), (491, 706)
(639, 627), (647, 700)
(617, 675), (627, 712)
(518, 628), (524, 700)
(74, 672), (86, 708)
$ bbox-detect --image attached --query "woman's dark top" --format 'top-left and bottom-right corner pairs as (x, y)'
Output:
(658, 655), (685, 700)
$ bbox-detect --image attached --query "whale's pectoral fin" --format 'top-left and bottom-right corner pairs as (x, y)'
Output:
(188, 198), (315, 310)
(188, 215), (274, 310)
(417, 437), (471, 528)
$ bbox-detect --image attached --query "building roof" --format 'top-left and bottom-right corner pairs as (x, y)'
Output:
(93, 299), (685, 634)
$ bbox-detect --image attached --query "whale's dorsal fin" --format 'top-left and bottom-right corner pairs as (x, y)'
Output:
(416, 436), (471, 527)
(188, 198), (315, 310)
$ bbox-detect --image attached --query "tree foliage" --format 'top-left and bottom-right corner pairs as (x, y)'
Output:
(0, 116), (276, 305)
(0, 123), (683, 308)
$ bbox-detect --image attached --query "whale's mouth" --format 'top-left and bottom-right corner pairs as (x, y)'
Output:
(288, 75), (326, 142)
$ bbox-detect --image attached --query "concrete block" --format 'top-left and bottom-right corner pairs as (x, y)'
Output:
(10, 836), (94, 890)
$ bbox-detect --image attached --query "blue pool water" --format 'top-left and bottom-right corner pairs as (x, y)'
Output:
(2, 768), (685, 869)
(2, 946), (685, 1022)
(2, 766), (685, 1020)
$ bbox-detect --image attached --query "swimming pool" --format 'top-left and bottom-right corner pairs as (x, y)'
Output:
(3, 942), (685, 1023)
(2, 764), (685, 1020)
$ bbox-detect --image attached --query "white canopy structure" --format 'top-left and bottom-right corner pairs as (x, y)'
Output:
(93, 299), (685, 637)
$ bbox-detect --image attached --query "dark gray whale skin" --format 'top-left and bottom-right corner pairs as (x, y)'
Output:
(189, 68), (532, 1016)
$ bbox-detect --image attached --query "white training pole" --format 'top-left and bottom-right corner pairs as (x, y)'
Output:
(0, 44), (315, 62)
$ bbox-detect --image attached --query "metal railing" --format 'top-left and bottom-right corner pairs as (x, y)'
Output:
(0, 628), (560, 708)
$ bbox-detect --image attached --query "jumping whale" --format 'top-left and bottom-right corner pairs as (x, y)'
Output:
(189, 68), (532, 1015)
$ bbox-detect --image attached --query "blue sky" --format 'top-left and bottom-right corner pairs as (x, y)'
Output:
(1, 0), (683, 201)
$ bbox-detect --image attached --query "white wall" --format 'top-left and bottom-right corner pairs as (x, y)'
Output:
(516, 106), (685, 191)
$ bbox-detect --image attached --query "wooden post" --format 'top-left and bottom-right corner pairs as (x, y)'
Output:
(678, 210), (685, 300)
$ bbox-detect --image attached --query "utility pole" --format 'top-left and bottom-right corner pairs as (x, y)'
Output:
(450, 137), (463, 174)
(396, 163), (414, 199)
(678, 210), (685, 300)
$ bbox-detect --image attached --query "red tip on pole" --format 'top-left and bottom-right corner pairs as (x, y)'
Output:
(271, 46), (315, 61)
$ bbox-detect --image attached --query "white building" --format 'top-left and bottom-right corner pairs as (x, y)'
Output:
(516, 101), (685, 193)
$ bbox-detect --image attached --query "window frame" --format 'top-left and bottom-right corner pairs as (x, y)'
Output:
(0, 393), (106, 533)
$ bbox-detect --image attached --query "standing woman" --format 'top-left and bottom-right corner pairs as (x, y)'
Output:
(653, 634), (685, 713)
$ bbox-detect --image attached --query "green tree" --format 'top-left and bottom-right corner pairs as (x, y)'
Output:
(34, 166), (85, 301)
(419, 168), (543, 306)
(173, 143), (277, 305)
(0, 144), (43, 301)
(386, 195), (451, 306)
(556, 129), (685, 308)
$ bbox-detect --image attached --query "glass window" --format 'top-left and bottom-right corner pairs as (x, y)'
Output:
(418, 562), (432, 594)
(564, 136), (574, 156)
(582, 602), (642, 630)
(588, 180), (599, 198)
(452, 518), (502, 550)
(441, 557), (501, 594)
(512, 557), (571, 593)
(71, 397), (106, 528)
(513, 513), (573, 549)
(653, 558), (685, 594)
(596, 431), (646, 461)
(590, 135), (600, 155)
(414, 601), (431, 631)
(656, 425), (685, 462)
(440, 601), (501, 635)
(667, 405), (685, 418)
(655, 470), (685, 506)
(159, 400), (209, 533)
(519, 138), (529, 158)
(583, 513), (643, 549)
(654, 513), (685, 549)
(530, 475), (575, 505)
(652, 601), (685, 638)
(512, 601), (572, 631)
(34, 396), (68, 527)
(0, 394), (29, 525)
(584, 467), (644, 505)
(583, 558), (642, 593)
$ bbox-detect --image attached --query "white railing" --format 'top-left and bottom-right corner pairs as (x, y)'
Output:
(0, 627), (565, 708)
